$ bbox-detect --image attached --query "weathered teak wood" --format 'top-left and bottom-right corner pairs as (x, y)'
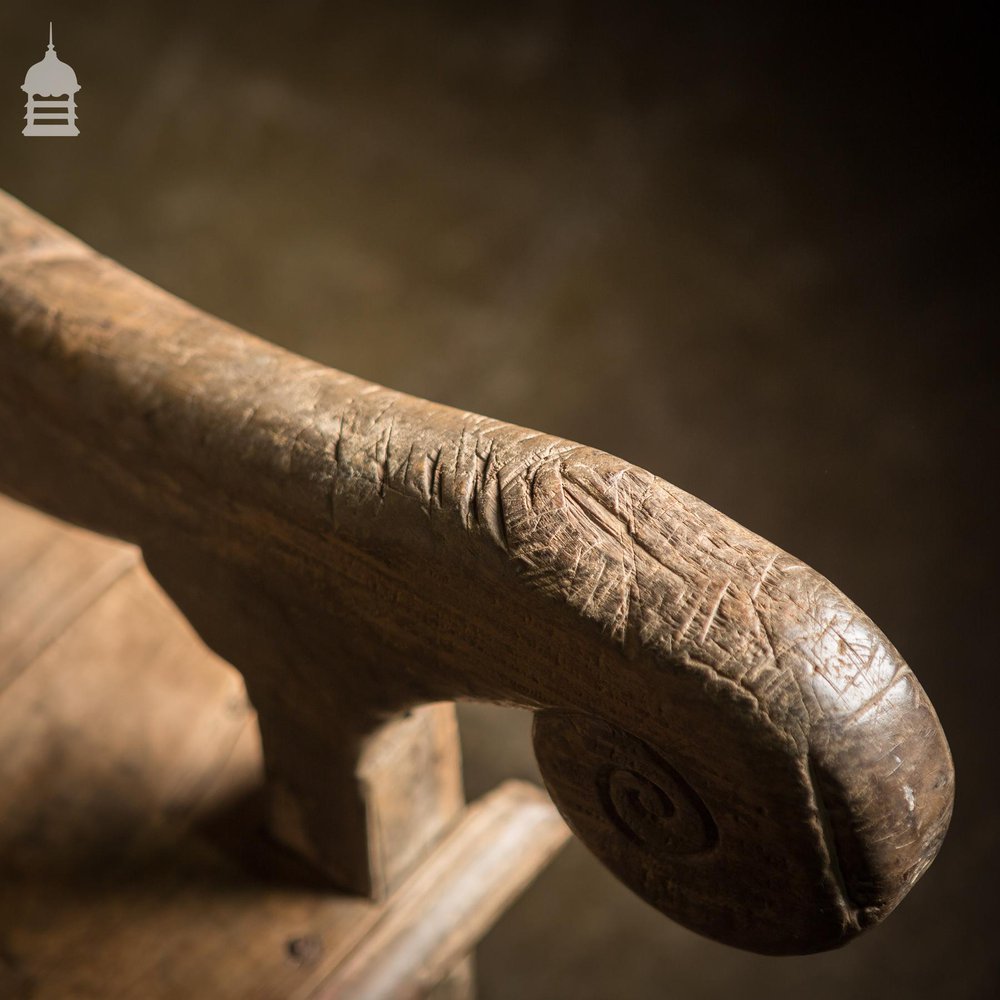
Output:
(0, 190), (953, 955)
(0, 495), (568, 999)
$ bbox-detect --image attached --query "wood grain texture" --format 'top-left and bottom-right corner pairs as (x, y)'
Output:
(315, 783), (565, 1000)
(0, 190), (953, 953)
(0, 497), (566, 999)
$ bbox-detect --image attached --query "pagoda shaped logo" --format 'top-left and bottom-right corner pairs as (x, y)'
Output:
(22, 24), (81, 137)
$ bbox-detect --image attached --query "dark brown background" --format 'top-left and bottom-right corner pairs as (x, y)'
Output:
(1, 3), (994, 997)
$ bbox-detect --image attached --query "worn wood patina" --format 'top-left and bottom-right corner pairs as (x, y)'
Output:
(0, 191), (953, 967)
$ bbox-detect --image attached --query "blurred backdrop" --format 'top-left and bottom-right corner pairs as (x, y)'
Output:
(1, 3), (994, 997)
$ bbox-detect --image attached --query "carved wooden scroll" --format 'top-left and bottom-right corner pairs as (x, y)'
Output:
(0, 190), (953, 954)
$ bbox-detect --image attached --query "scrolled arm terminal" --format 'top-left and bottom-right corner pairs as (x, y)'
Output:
(0, 191), (953, 954)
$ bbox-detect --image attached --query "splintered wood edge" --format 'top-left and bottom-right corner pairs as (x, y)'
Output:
(307, 781), (570, 1000)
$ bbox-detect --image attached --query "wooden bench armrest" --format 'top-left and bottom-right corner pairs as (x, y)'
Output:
(0, 190), (953, 955)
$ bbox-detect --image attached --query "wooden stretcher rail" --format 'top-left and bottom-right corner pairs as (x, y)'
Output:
(0, 190), (953, 954)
